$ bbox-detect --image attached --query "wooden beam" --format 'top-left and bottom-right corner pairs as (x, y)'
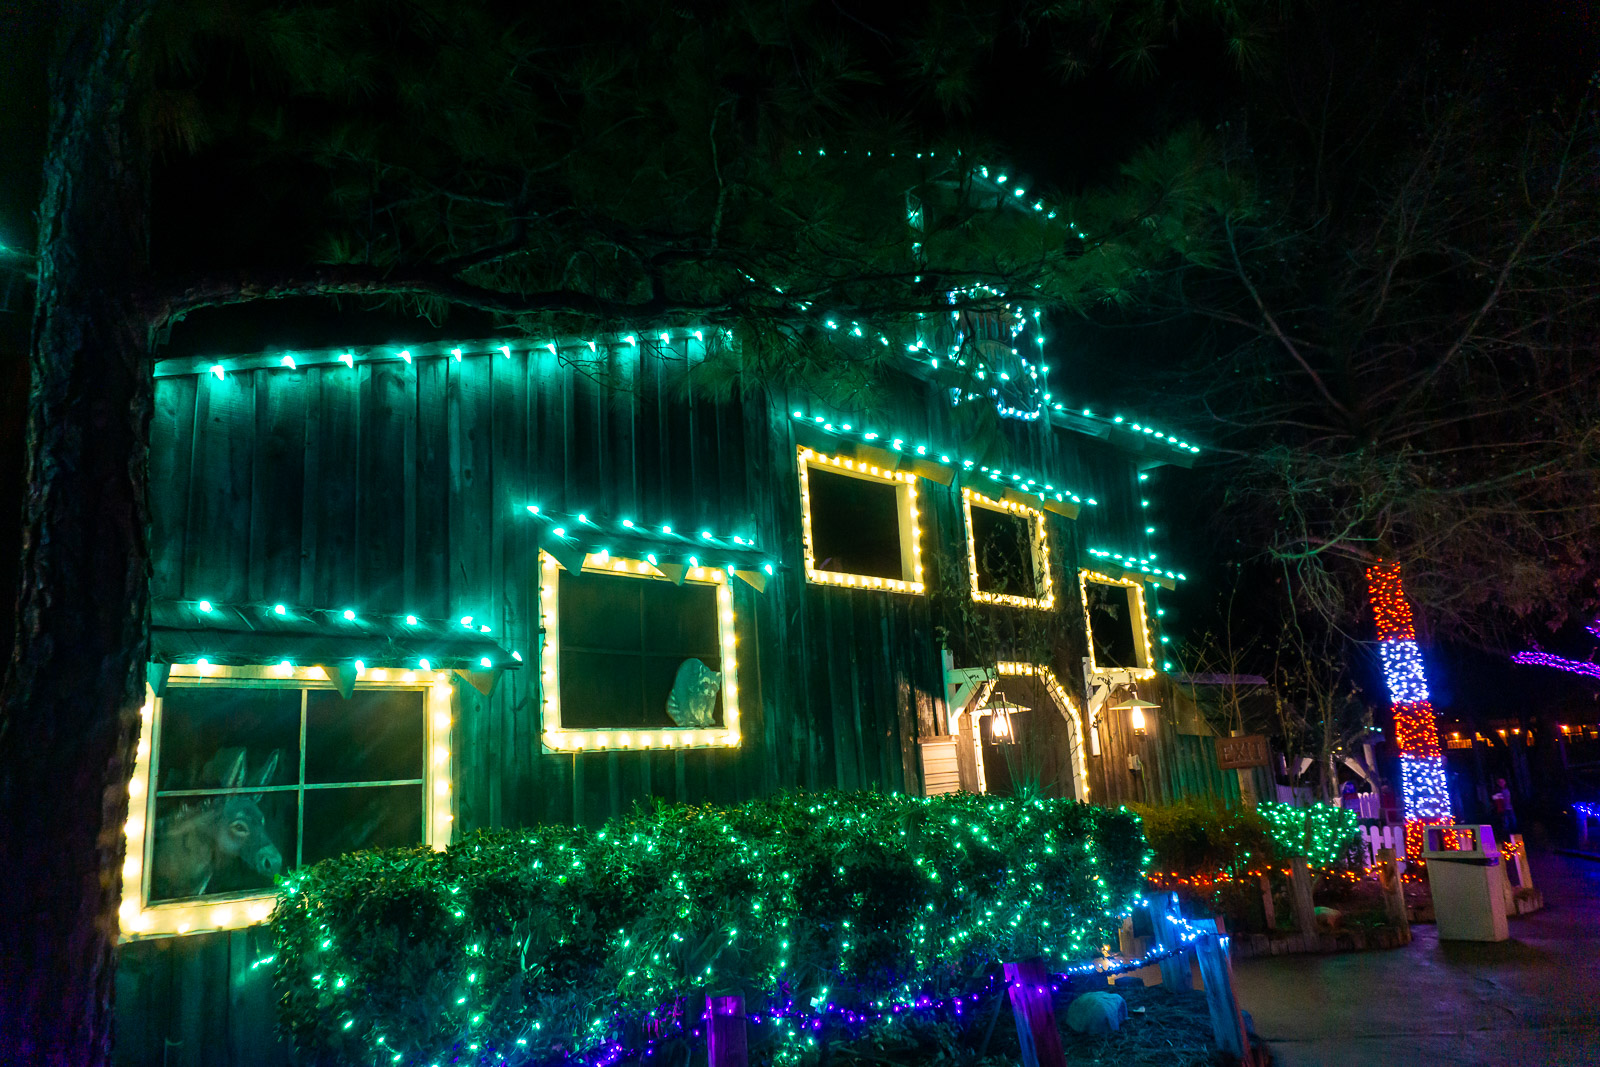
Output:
(705, 994), (748, 1067)
(1194, 933), (1255, 1063)
(1004, 958), (1067, 1067)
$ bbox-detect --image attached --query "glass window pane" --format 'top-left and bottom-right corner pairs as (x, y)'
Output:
(302, 784), (423, 866)
(1087, 582), (1141, 668)
(640, 580), (718, 657)
(304, 689), (425, 784)
(559, 570), (642, 651)
(156, 687), (299, 793)
(561, 650), (646, 728)
(807, 466), (904, 579)
(971, 506), (1036, 597)
(149, 790), (296, 903)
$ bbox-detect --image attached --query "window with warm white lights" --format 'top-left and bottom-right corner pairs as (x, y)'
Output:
(539, 552), (740, 752)
(560, 568), (724, 729)
(963, 489), (1052, 609)
(1080, 572), (1155, 677)
(122, 667), (452, 938)
(798, 448), (924, 593)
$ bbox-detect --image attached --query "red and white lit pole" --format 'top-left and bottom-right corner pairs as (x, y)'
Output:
(1366, 561), (1452, 858)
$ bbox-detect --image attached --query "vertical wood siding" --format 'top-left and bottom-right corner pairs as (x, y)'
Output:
(120, 344), (1184, 1065)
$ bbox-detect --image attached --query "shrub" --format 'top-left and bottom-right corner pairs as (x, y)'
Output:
(1131, 798), (1275, 883)
(1130, 799), (1276, 928)
(1256, 801), (1362, 869)
(268, 791), (1147, 1065)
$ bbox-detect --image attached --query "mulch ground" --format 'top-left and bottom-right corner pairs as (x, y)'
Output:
(819, 981), (1228, 1067)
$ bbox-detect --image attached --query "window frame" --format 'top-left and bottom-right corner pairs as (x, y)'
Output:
(797, 446), (925, 594)
(539, 550), (740, 753)
(120, 663), (454, 941)
(1078, 569), (1158, 680)
(961, 488), (1054, 609)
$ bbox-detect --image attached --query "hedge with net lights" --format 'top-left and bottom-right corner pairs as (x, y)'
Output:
(1256, 800), (1363, 869)
(267, 791), (1148, 1065)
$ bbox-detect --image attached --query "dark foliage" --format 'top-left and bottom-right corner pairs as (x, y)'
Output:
(268, 791), (1148, 1064)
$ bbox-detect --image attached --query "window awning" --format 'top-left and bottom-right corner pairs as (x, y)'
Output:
(149, 599), (523, 696)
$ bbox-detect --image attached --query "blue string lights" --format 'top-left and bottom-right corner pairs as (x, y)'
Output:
(152, 599), (520, 672)
(1379, 640), (1431, 704)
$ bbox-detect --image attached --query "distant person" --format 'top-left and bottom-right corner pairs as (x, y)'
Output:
(1341, 779), (1359, 809)
(1491, 778), (1518, 841)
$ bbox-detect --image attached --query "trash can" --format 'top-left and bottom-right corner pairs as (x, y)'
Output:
(1422, 825), (1509, 941)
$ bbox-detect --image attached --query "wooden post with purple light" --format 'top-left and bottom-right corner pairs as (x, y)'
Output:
(1004, 958), (1067, 1067)
(706, 994), (748, 1067)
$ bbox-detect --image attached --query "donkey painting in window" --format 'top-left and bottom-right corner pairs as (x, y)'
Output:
(151, 749), (284, 900)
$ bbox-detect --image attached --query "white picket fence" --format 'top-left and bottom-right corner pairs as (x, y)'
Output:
(1356, 824), (1407, 868)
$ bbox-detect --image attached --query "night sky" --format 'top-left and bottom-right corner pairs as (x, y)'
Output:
(1, 0), (1596, 734)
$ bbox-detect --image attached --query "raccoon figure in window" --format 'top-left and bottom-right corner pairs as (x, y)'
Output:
(666, 658), (721, 727)
(152, 749), (283, 900)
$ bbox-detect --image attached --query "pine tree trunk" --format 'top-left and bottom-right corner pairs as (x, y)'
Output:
(0, 2), (154, 1063)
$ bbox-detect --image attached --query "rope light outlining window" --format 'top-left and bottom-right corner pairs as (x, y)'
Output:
(119, 665), (454, 940)
(962, 489), (1054, 610)
(538, 550), (740, 754)
(797, 447), (925, 595)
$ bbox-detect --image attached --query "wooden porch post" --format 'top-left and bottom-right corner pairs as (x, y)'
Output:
(1376, 847), (1409, 933)
(1194, 933), (1254, 1064)
(1150, 894), (1192, 990)
(706, 994), (748, 1067)
(1003, 958), (1066, 1067)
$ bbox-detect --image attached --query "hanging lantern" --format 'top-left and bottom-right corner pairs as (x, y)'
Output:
(983, 692), (1029, 744)
(1109, 694), (1161, 737)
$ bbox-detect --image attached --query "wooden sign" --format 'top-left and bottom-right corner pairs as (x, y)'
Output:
(1216, 734), (1270, 769)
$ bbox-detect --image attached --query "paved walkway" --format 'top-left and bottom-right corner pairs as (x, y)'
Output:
(1233, 851), (1600, 1067)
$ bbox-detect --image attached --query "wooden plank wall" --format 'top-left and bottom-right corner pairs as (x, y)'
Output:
(120, 345), (1157, 1065)
(1088, 674), (1247, 808)
(115, 927), (289, 1067)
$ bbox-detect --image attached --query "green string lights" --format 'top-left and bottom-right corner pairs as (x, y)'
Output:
(1256, 802), (1362, 869)
(171, 323), (1200, 461)
(790, 410), (1093, 512)
(266, 792), (1147, 1067)
(150, 598), (521, 673)
(1085, 548), (1186, 583)
(521, 506), (775, 585)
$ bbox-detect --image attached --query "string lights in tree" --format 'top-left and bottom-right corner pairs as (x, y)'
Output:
(1511, 620), (1600, 680)
(1367, 562), (1451, 857)
(1510, 650), (1600, 680)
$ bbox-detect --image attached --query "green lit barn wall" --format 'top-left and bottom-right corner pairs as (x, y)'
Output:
(117, 338), (1186, 1066)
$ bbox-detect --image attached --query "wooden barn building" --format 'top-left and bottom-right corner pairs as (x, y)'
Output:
(115, 313), (1248, 1064)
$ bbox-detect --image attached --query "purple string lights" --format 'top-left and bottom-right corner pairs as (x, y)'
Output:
(1512, 617), (1600, 681)
(543, 905), (1219, 1067)
(1510, 650), (1600, 681)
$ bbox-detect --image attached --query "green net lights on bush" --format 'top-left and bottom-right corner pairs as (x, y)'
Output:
(1256, 801), (1362, 869)
(266, 792), (1147, 1066)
